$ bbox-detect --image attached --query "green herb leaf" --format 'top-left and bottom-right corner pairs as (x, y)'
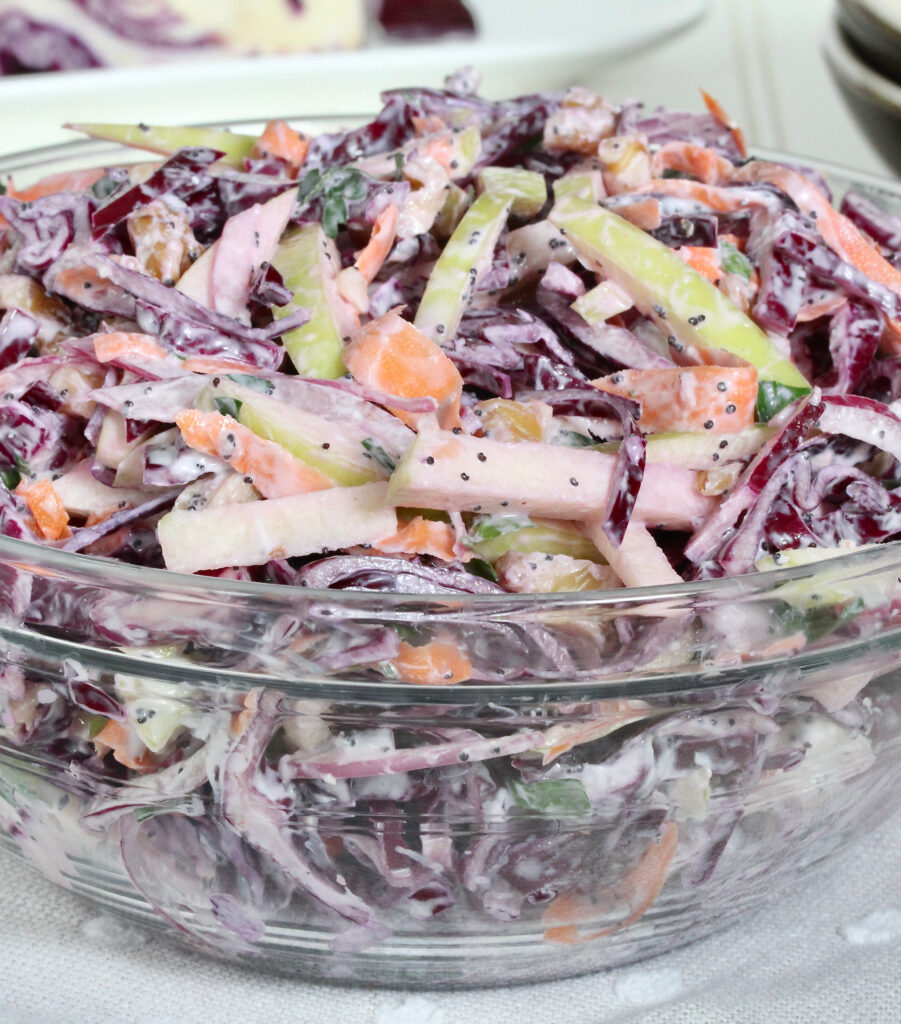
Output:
(91, 173), (123, 200)
(756, 381), (810, 422)
(510, 778), (591, 816)
(321, 195), (347, 239)
(361, 438), (396, 472)
(463, 514), (531, 547)
(12, 454), (32, 479)
(0, 467), (21, 491)
(213, 396), (243, 418)
(296, 168), (323, 204)
(227, 372), (274, 395)
(466, 557), (499, 583)
(661, 168), (693, 180)
(719, 240), (753, 281)
(393, 152), (405, 182)
(554, 429), (599, 448)
(0, 180), (6, 196)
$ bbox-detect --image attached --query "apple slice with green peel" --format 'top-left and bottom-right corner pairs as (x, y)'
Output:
(270, 223), (355, 379)
(158, 481), (397, 574)
(477, 166), (547, 217)
(64, 122), (257, 166)
(211, 378), (391, 486)
(595, 424), (775, 470)
(414, 192), (512, 344)
(549, 196), (811, 418)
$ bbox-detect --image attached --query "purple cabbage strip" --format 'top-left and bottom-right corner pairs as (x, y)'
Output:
(536, 284), (672, 371)
(85, 253), (307, 366)
(824, 299), (882, 394)
(685, 393), (826, 566)
(621, 105), (745, 162)
(0, 308), (38, 370)
(60, 490), (178, 553)
(220, 688), (374, 926)
(92, 147), (223, 237)
(294, 555), (505, 595)
(0, 192), (95, 275)
(0, 397), (68, 475)
(840, 189), (901, 255)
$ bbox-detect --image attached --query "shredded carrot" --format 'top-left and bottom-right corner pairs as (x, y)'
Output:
(614, 197), (661, 231)
(5, 166), (107, 203)
(376, 516), (462, 562)
(651, 140), (735, 184)
(592, 365), (758, 433)
(15, 478), (71, 540)
(543, 821), (679, 942)
(175, 409), (333, 499)
(677, 245), (723, 283)
(181, 356), (264, 375)
(540, 701), (654, 764)
(252, 120), (310, 176)
(393, 639), (472, 685)
(700, 89), (747, 158)
(354, 202), (400, 283)
(93, 331), (169, 364)
(342, 308), (463, 431)
(93, 719), (156, 773)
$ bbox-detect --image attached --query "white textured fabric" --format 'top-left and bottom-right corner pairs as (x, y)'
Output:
(1, 813), (899, 1024)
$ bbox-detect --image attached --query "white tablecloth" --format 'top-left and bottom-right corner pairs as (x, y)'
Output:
(1, 810), (900, 1024)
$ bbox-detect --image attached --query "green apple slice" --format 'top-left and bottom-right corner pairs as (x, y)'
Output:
(414, 191), (512, 344)
(270, 223), (353, 379)
(65, 122), (257, 166)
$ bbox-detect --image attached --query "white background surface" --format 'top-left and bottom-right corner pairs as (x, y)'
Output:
(2, 1), (900, 1021)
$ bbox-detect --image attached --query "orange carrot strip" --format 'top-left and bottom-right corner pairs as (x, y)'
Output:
(175, 409), (332, 498)
(592, 365), (758, 433)
(15, 478), (71, 540)
(181, 356), (264, 375)
(93, 332), (169, 363)
(376, 516), (461, 562)
(700, 89), (747, 158)
(6, 166), (107, 202)
(93, 719), (156, 773)
(343, 308), (463, 431)
(393, 640), (472, 685)
(615, 197), (661, 231)
(354, 202), (400, 283)
(540, 700), (655, 765)
(252, 120), (310, 176)
(651, 140), (735, 184)
(543, 821), (679, 942)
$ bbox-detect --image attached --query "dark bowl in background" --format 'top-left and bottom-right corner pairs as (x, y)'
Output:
(837, 0), (901, 86)
(824, 15), (901, 175)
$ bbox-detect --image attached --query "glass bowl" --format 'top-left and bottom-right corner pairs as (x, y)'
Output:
(2, 132), (901, 987)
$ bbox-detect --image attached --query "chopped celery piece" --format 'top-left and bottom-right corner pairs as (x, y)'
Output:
(478, 166), (547, 217)
(414, 192), (512, 344)
(65, 122), (256, 166)
(271, 223), (348, 379)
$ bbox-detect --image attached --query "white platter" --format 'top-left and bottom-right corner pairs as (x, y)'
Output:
(0, 0), (707, 155)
